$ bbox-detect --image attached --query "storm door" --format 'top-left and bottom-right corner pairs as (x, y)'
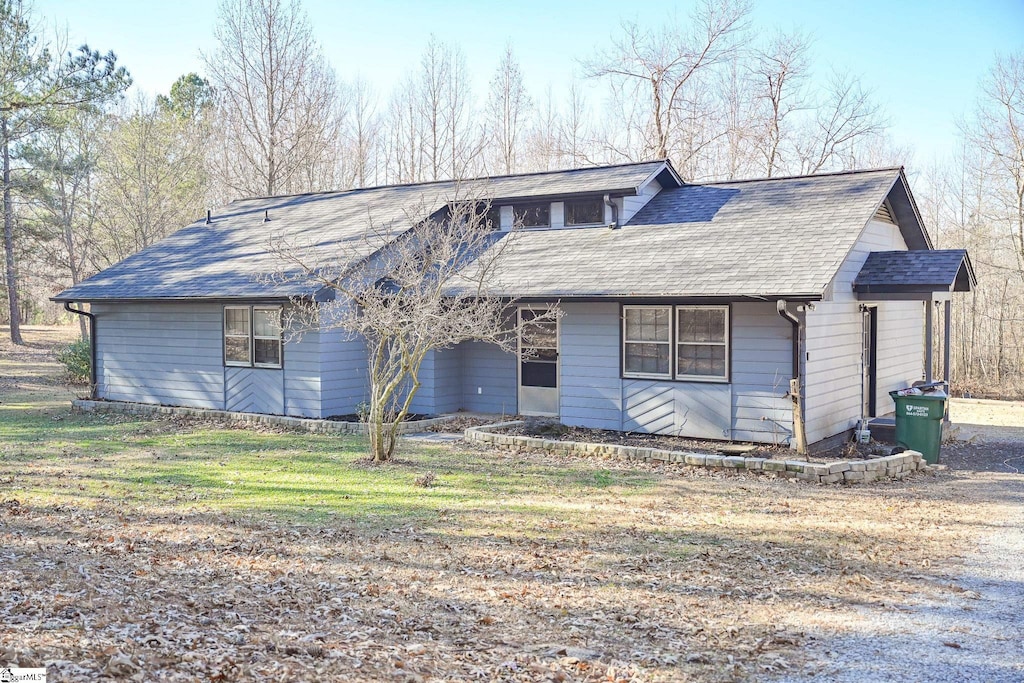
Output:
(518, 307), (559, 416)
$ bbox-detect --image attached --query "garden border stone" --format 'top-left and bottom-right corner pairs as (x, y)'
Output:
(71, 399), (457, 435)
(464, 420), (927, 485)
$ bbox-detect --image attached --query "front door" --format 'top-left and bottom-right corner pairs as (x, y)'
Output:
(862, 306), (878, 417)
(518, 307), (559, 416)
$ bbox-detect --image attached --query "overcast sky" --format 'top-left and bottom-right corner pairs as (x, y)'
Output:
(33, 0), (1024, 170)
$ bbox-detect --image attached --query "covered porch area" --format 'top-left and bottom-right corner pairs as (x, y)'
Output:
(853, 249), (977, 432)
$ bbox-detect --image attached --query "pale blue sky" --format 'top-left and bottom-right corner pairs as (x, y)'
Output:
(33, 0), (1024, 167)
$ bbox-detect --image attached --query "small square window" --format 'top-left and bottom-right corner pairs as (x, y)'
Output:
(565, 198), (604, 226)
(224, 305), (282, 369)
(513, 204), (549, 228)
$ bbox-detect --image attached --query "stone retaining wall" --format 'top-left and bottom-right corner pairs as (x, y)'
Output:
(71, 399), (456, 435)
(465, 421), (928, 484)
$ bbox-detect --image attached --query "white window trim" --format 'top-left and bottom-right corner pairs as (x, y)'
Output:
(622, 305), (673, 380)
(253, 306), (284, 369)
(224, 305), (252, 367)
(675, 305), (730, 382)
(621, 304), (731, 383)
(223, 305), (283, 369)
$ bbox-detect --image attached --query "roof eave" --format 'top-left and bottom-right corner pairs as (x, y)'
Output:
(50, 294), (303, 304)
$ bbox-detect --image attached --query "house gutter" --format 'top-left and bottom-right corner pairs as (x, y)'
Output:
(603, 193), (619, 229)
(776, 299), (807, 454)
(776, 300), (801, 380)
(63, 302), (97, 399)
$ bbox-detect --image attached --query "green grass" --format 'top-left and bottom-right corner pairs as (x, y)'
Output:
(0, 386), (657, 530)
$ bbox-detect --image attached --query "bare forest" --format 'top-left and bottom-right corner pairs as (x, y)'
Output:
(1, 0), (1021, 395)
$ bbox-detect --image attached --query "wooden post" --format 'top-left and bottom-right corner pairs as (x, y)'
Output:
(924, 300), (933, 382)
(790, 378), (807, 456)
(943, 298), (952, 421)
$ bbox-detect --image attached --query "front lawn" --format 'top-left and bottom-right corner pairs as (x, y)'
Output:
(0, 327), (1003, 682)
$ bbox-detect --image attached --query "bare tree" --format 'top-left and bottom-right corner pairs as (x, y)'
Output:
(342, 76), (379, 188)
(971, 51), (1024, 279)
(204, 0), (341, 198)
(527, 85), (561, 171)
(797, 70), (885, 175)
(584, 0), (750, 166)
(93, 94), (208, 266)
(382, 74), (423, 184)
(750, 29), (811, 177)
(268, 191), (552, 461)
(486, 44), (532, 175)
(559, 79), (591, 167)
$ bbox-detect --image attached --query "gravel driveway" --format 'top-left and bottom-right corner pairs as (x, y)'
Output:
(775, 399), (1024, 683)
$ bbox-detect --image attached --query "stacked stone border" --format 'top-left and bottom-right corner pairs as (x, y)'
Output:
(71, 399), (456, 435)
(465, 420), (928, 484)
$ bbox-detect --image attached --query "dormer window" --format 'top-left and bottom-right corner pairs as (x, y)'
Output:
(484, 205), (501, 230)
(565, 198), (604, 226)
(513, 204), (550, 228)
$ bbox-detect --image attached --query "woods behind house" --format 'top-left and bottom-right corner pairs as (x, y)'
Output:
(1, 0), (1021, 395)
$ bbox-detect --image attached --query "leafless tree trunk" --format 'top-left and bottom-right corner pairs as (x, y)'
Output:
(346, 77), (378, 187)
(267, 190), (555, 461)
(1, 115), (21, 343)
(204, 0), (341, 198)
(584, 0), (750, 166)
(797, 70), (885, 175)
(486, 45), (532, 175)
(751, 30), (810, 177)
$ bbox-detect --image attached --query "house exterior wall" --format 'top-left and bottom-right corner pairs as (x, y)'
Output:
(804, 219), (924, 444)
(559, 302), (622, 430)
(459, 340), (518, 414)
(226, 367), (285, 414)
(556, 301), (793, 444)
(93, 301), (334, 418)
(93, 302), (226, 409)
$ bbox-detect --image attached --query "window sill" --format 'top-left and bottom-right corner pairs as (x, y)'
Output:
(623, 372), (673, 381)
(622, 374), (730, 384)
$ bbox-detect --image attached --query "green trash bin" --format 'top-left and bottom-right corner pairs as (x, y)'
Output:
(889, 387), (947, 464)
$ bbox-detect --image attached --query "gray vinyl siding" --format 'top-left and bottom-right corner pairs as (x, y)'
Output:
(226, 367), (285, 414)
(874, 301), (925, 414)
(556, 301), (792, 443)
(408, 351), (437, 415)
(730, 302), (794, 444)
(320, 328), (367, 418)
(433, 348), (462, 413)
(805, 219), (922, 444)
(622, 380), (732, 439)
(284, 328), (321, 417)
(560, 302), (622, 430)
(93, 302), (225, 409)
(460, 340), (517, 414)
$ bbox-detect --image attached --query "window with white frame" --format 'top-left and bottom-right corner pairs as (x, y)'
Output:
(224, 305), (282, 368)
(676, 306), (728, 380)
(622, 305), (729, 381)
(224, 306), (252, 366)
(622, 306), (672, 378)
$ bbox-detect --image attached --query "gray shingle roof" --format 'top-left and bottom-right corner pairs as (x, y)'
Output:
(54, 161), (669, 302)
(449, 168), (908, 299)
(854, 249), (975, 293)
